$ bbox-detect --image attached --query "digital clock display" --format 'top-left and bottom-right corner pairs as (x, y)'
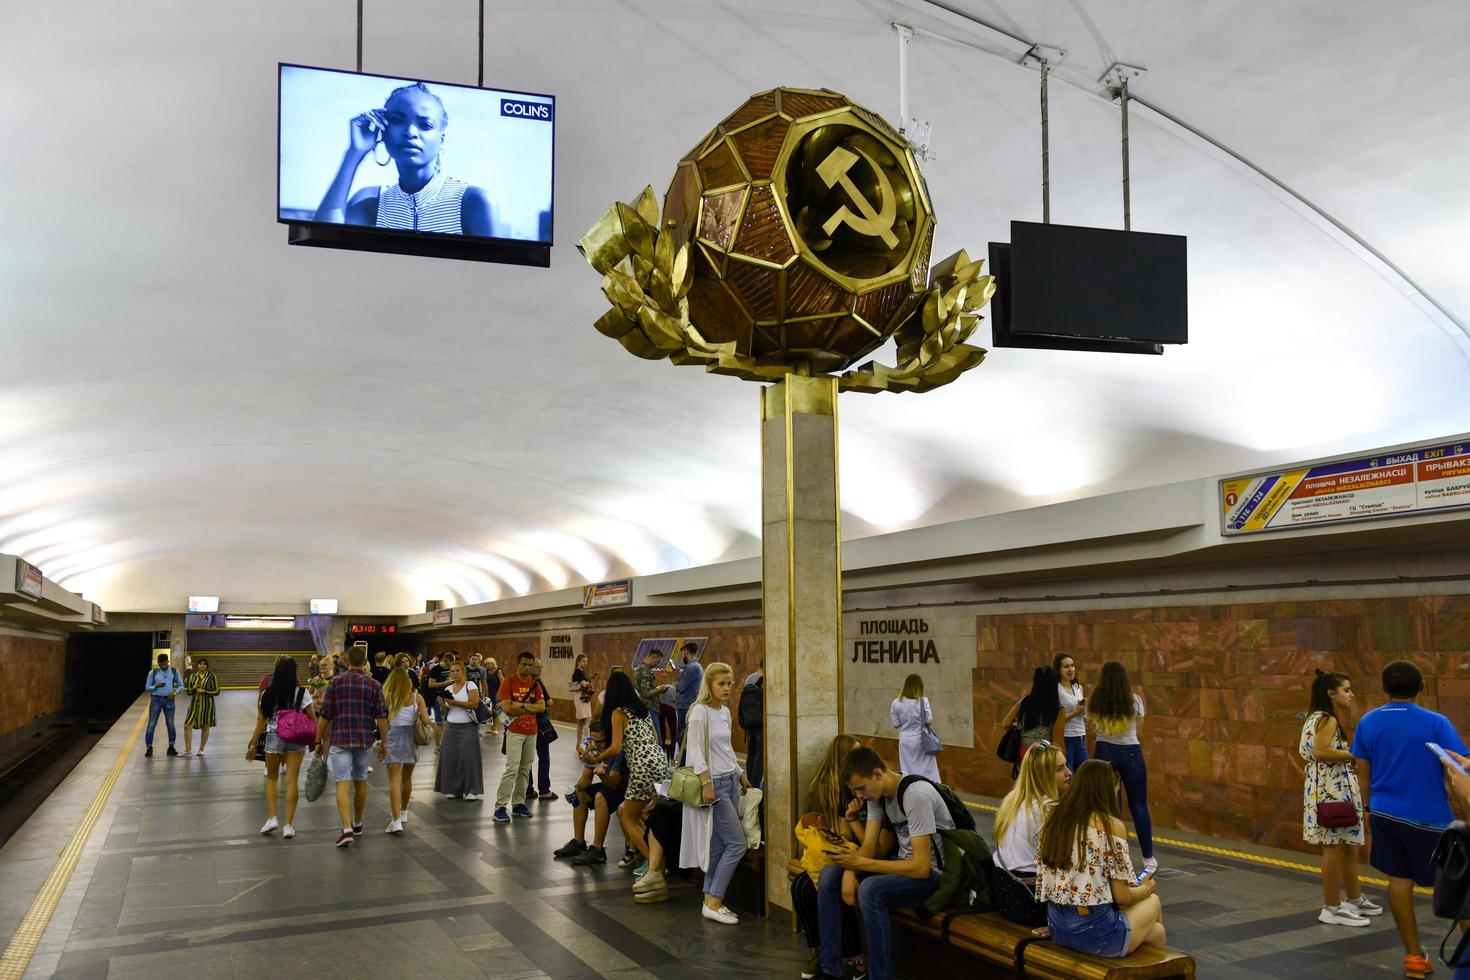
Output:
(348, 623), (397, 635)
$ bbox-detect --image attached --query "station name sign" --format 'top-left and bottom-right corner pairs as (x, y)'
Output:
(1221, 436), (1470, 535)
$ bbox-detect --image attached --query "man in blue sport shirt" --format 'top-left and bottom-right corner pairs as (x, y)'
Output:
(673, 642), (703, 743)
(1351, 659), (1467, 980)
(143, 652), (184, 758)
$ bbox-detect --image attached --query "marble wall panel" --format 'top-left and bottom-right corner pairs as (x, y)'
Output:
(955, 593), (1470, 856)
(0, 632), (65, 739)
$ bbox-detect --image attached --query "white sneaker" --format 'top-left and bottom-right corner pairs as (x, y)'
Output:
(1143, 856), (1158, 873)
(1346, 895), (1383, 916)
(399, 810), (409, 826)
(385, 818), (403, 834)
(367, 766), (374, 773)
(701, 904), (739, 925)
(282, 825), (295, 839)
(260, 817), (279, 835)
(463, 793), (480, 801)
(1318, 905), (1369, 927)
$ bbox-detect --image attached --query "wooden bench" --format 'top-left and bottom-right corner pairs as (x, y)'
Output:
(787, 860), (1195, 979)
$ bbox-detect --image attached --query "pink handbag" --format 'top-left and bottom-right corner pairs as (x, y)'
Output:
(275, 690), (317, 745)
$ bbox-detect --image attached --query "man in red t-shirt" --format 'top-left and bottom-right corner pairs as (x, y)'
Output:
(493, 651), (544, 822)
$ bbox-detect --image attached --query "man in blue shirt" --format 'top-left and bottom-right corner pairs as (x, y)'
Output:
(1351, 659), (1467, 979)
(143, 653), (184, 758)
(673, 642), (703, 743)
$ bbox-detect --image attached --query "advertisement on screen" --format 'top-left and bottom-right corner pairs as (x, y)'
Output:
(278, 64), (554, 245)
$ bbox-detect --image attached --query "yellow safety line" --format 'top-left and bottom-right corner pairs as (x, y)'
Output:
(0, 708), (147, 980)
(962, 800), (1431, 896)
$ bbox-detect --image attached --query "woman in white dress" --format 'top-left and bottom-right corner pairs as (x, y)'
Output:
(890, 673), (940, 781)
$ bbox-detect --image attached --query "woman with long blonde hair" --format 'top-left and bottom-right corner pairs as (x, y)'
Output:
(383, 667), (430, 832)
(891, 673), (940, 781)
(991, 743), (1070, 927)
(678, 662), (751, 924)
(1087, 661), (1156, 874)
(792, 734), (869, 978)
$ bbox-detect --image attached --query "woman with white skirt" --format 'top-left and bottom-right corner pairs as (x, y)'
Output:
(679, 662), (751, 925)
(890, 673), (940, 781)
(433, 661), (484, 800)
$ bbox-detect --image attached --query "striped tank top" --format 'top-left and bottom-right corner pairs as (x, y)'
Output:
(375, 170), (468, 234)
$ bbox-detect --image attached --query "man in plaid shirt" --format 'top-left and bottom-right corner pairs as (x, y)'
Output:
(315, 645), (388, 846)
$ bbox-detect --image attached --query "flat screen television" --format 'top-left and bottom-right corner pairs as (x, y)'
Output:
(988, 221), (1186, 353)
(278, 64), (554, 266)
(309, 598), (339, 615)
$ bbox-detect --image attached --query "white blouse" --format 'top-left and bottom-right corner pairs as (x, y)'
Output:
(443, 681), (479, 725)
(685, 703), (740, 778)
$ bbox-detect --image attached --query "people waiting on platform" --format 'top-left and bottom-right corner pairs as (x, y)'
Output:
(793, 733), (867, 979)
(673, 642), (703, 743)
(633, 647), (676, 758)
(371, 651), (390, 685)
(586, 669), (671, 895)
(182, 657), (218, 757)
(1001, 666), (1062, 759)
(571, 653), (594, 743)
(524, 658), (557, 803)
(678, 662), (750, 925)
(814, 746), (953, 980)
(493, 651), (544, 822)
(1087, 661), (1157, 875)
(1299, 669), (1379, 927)
(555, 737), (626, 867)
(434, 660), (484, 802)
(990, 742), (1071, 929)
(565, 718), (606, 806)
(1036, 759), (1166, 957)
(1351, 659), (1466, 979)
(382, 666), (429, 832)
(739, 660), (764, 789)
(247, 655), (317, 838)
(143, 652), (184, 758)
(424, 651), (451, 751)
(890, 673), (940, 782)
(1054, 653), (1088, 772)
(483, 657), (503, 736)
(315, 645), (388, 847)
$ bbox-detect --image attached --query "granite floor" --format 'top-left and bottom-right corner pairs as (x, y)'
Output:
(0, 692), (1453, 978)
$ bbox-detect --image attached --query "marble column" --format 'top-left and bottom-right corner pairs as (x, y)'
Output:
(760, 373), (843, 911)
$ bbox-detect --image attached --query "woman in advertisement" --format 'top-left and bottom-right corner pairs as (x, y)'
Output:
(315, 82), (498, 237)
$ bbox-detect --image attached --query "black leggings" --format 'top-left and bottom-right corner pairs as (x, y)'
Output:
(791, 869), (862, 957)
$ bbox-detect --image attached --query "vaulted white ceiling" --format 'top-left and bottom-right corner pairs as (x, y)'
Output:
(3, 0), (1467, 613)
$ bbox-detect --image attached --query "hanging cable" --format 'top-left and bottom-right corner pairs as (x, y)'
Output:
(356, 0), (363, 72)
(477, 0), (485, 87)
(1040, 60), (1050, 224)
(1120, 77), (1131, 231)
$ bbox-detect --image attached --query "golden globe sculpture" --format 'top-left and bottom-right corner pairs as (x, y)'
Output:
(579, 87), (995, 393)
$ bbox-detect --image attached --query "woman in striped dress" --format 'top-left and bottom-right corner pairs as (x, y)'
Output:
(182, 658), (219, 756)
(315, 83), (497, 237)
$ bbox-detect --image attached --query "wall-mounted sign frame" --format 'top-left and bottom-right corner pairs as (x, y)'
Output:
(433, 608), (453, 626)
(1221, 435), (1470, 536)
(584, 579), (632, 609)
(15, 559), (43, 600)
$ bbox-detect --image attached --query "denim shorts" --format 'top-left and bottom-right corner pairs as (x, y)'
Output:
(329, 745), (373, 782)
(263, 733), (305, 755)
(1046, 902), (1130, 958)
(385, 726), (418, 766)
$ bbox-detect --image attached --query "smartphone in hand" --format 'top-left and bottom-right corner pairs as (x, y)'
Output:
(1429, 742), (1469, 775)
(1134, 866), (1157, 886)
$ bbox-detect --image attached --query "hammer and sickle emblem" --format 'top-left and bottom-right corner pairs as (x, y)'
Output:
(816, 145), (899, 249)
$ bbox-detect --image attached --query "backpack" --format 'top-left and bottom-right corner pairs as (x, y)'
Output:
(738, 676), (763, 730)
(893, 774), (978, 832)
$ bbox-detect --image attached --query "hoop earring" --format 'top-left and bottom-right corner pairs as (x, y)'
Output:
(373, 140), (390, 167)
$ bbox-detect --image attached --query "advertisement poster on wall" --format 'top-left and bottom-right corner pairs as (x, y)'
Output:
(628, 636), (709, 673)
(841, 609), (976, 748)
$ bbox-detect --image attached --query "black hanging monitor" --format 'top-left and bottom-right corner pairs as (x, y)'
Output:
(988, 221), (1187, 353)
(278, 64), (554, 267)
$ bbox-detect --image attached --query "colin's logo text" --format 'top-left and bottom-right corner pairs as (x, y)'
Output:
(501, 98), (553, 121)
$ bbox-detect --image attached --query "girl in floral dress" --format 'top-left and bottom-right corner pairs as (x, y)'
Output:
(1299, 669), (1381, 926)
(1036, 760), (1166, 958)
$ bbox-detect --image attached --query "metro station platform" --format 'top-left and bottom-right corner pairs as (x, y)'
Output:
(0, 693), (1446, 979)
